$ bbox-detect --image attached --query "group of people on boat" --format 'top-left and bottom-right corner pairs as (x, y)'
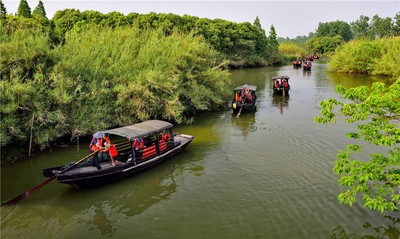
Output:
(89, 130), (171, 170)
(293, 58), (302, 66)
(274, 77), (289, 88)
(234, 86), (256, 104)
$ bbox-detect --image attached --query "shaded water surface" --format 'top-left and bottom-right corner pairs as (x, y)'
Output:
(1, 62), (399, 238)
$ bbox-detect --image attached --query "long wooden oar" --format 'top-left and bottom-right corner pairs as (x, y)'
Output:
(236, 104), (244, 118)
(1, 148), (103, 206)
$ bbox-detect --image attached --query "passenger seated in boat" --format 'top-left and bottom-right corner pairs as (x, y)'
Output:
(235, 92), (240, 101)
(161, 130), (170, 142)
(89, 131), (111, 170)
(274, 80), (280, 88)
(133, 138), (144, 151)
(248, 92), (254, 103)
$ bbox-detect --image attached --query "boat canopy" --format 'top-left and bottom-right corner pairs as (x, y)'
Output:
(103, 120), (173, 140)
(233, 85), (257, 91)
(272, 76), (290, 80)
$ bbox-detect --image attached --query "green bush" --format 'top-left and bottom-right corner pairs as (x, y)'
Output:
(328, 37), (400, 78)
(1, 26), (231, 152)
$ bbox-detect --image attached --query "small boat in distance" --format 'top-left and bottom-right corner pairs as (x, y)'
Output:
(303, 61), (312, 71)
(232, 84), (257, 114)
(293, 58), (302, 67)
(272, 76), (290, 95)
(42, 120), (194, 189)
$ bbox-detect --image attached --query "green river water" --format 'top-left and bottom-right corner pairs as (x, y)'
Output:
(1, 62), (399, 238)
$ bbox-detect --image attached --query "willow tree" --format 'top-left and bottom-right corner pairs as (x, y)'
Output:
(314, 79), (400, 213)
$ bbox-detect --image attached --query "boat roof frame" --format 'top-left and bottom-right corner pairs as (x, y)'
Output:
(272, 76), (290, 80)
(233, 85), (257, 91)
(103, 120), (173, 141)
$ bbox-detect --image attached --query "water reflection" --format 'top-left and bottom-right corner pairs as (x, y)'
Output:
(303, 70), (311, 79)
(231, 110), (256, 140)
(272, 95), (290, 114)
(59, 167), (180, 237)
(327, 71), (391, 88)
(330, 216), (400, 239)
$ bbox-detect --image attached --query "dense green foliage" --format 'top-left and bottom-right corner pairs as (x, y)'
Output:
(351, 13), (400, 39)
(0, 2), (282, 153)
(17, 0), (31, 18)
(328, 37), (400, 78)
(278, 42), (305, 57)
(314, 79), (400, 213)
(32, 0), (46, 18)
(278, 32), (315, 44)
(0, 25), (230, 151)
(47, 9), (279, 67)
(0, 0), (6, 17)
(1, 28), (62, 150)
(315, 21), (353, 42)
(306, 35), (344, 54)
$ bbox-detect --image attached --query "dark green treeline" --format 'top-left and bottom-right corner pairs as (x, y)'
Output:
(2, 9), (280, 67)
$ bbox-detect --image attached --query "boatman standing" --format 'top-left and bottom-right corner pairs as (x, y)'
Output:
(89, 131), (111, 170)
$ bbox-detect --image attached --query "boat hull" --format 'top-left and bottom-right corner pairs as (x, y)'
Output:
(232, 100), (256, 113)
(273, 87), (290, 96)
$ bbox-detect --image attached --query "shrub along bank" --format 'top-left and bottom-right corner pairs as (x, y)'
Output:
(328, 37), (400, 78)
(0, 25), (231, 156)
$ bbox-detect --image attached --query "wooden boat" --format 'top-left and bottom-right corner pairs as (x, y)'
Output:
(42, 120), (194, 189)
(293, 59), (302, 67)
(272, 76), (290, 95)
(231, 84), (257, 113)
(303, 61), (312, 71)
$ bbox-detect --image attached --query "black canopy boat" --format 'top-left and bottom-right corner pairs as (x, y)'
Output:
(293, 58), (302, 67)
(231, 84), (257, 113)
(303, 61), (312, 71)
(272, 76), (290, 95)
(42, 120), (194, 189)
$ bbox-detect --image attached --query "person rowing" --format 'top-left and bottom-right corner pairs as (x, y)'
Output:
(89, 131), (111, 170)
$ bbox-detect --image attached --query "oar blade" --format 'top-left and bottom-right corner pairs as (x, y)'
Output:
(1, 148), (102, 207)
(1, 176), (56, 206)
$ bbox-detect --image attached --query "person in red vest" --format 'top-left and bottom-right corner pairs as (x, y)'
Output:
(89, 131), (111, 170)
(274, 80), (280, 88)
(133, 138), (144, 150)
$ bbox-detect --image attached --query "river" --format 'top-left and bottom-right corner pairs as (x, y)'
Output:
(1, 61), (399, 238)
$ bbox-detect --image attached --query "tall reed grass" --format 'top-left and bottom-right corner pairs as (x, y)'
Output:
(1, 25), (231, 152)
(278, 42), (305, 57)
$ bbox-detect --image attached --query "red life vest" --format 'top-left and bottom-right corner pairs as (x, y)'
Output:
(235, 93), (239, 101)
(134, 138), (144, 149)
(284, 82), (288, 87)
(91, 138), (103, 152)
(163, 133), (170, 141)
(274, 81), (279, 87)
